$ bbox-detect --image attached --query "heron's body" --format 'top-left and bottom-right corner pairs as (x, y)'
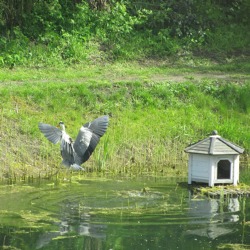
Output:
(38, 116), (109, 170)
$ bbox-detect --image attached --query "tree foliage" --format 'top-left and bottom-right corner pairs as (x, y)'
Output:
(0, 0), (249, 66)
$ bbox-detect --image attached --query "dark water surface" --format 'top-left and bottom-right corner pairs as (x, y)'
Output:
(0, 176), (249, 250)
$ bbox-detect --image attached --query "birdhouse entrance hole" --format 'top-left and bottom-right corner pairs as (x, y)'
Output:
(217, 160), (231, 179)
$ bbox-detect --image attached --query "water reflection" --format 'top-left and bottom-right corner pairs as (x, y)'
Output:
(0, 178), (249, 250)
(60, 202), (107, 239)
(36, 192), (244, 249)
(36, 208), (107, 249)
(189, 196), (240, 221)
(187, 194), (240, 240)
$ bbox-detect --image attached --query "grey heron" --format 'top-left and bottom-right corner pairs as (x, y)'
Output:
(38, 115), (109, 170)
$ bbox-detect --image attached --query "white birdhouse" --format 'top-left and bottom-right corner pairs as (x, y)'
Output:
(184, 131), (244, 187)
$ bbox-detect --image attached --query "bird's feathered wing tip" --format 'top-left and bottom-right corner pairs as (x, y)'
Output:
(38, 123), (62, 144)
(83, 115), (109, 137)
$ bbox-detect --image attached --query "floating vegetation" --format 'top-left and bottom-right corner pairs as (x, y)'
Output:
(192, 183), (250, 198)
(217, 243), (250, 249)
(0, 246), (22, 250)
(0, 177), (250, 249)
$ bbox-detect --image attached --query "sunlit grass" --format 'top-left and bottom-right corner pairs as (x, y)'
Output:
(0, 64), (250, 179)
(0, 58), (249, 83)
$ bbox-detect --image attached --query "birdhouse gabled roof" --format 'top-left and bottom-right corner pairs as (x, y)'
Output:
(184, 134), (244, 155)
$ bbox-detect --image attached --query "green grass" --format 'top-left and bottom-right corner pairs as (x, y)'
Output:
(0, 60), (250, 179)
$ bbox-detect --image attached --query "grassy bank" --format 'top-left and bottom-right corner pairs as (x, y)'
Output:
(0, 60), (250, 180)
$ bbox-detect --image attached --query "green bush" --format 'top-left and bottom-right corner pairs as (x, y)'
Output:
(0, 0), (249, 66)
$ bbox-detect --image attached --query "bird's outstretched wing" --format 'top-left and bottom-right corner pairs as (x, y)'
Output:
(73, 116), (109, 164)
(38, 123), (62, 144)
(83, 115), (109, 137)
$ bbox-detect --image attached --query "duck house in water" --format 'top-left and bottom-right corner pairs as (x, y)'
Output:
(184, 131), (244, 187)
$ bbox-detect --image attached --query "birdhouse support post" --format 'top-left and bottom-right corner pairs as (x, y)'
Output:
(208, 157), (215, 187)
(188, 154), (192, 185)
(233, 155), (240, 186)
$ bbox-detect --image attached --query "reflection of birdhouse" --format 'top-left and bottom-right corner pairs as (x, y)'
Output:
(187, 196), (240, 239)
(184, 131), (244, 187)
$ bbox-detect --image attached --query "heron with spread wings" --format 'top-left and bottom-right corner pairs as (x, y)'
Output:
(38, 116), (109, 170)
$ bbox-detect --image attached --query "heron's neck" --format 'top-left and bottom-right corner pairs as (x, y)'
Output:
(60, 124), (66, 131)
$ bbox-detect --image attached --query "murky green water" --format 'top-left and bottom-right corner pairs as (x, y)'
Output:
(0, 176), (250, 250)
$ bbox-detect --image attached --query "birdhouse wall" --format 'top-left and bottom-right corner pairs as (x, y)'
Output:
(188, 153), (240, 187)
(212, 154), (239, 186)
(188, 154), (211, 184)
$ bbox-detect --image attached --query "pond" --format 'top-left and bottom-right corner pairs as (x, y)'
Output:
(0, 175), (250, 250)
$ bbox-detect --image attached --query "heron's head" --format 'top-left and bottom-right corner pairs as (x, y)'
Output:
(58, 121), (65, 130)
